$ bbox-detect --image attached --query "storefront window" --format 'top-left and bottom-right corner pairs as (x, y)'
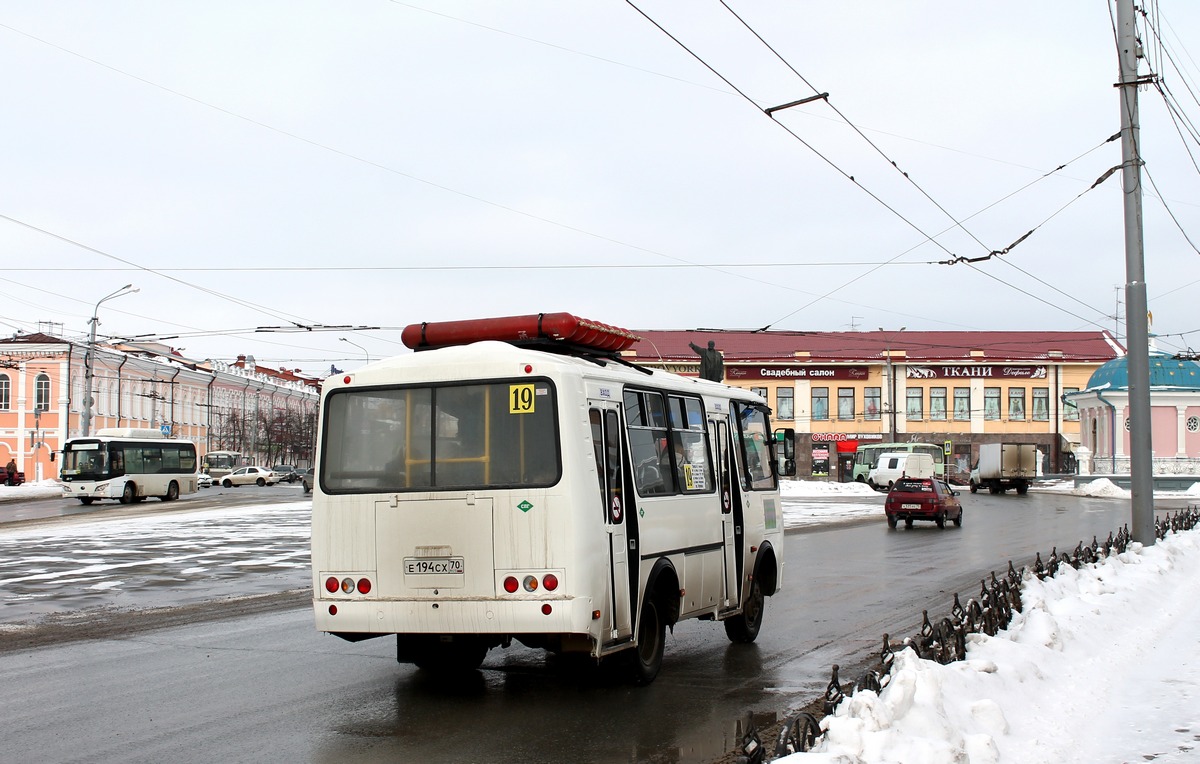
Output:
(777, 387), (794, 421)
(1032, 388), (1049, 421)
(812, 387), (828, 421)
(1009, 388), (1026, 421)
(953, 387), (970, 420)
(837, 388), (854, 420)
(906, 389), (923, 420)
(864, 387), (881, 420)
(930, 387), (947, 420)
(984, 387), (1001, 420)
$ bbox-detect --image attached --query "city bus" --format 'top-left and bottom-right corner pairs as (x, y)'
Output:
(852, 441), (945, 484)
(201, 450), (245, 481)
(59, 428), (198, 505)
(310, 313), (796, 684)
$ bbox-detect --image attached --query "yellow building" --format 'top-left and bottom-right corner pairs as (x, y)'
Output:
(625, 329), (1122, 481)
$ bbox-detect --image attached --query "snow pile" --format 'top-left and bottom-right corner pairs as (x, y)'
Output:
(0, 480), (63, 503)
(780, 526), (1200, 763)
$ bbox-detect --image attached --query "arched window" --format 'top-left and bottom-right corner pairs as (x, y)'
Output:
(0, 374), (10, 410)
(35, 373), (51, 411)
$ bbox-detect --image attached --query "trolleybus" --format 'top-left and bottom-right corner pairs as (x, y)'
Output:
(60, 428), (199, 504)
(310, 313), (796, 684)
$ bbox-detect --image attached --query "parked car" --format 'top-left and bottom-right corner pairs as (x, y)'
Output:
(272, 464), (300, 484)
(301, 468), (314, 494)
(196, 472), (213, 489)
(884, 477), (963, 529)
(221, 465), (280, 488)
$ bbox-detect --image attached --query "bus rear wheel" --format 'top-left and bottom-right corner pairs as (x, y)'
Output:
(120, 483), (136, 504)
(724, 579), (765, 644)
(79, 497), (94, 505)
(161, 481), (179, 502)
(629, 597), (665, 685)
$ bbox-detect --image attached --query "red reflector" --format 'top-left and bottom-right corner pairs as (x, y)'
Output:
(503, 576), (519, 593)
(343, 375), (351, 384)
(328, 605), (337, 615)
(356, 578), (372, 594)
(524, 364), (533, 373)
(325, 576), (340, 593)
(541, 604), (552, 615)
(542, 573), (559, 591)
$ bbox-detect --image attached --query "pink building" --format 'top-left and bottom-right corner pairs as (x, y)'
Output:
(0, 333), (320, 482)
(1067, 352), (1200, 487)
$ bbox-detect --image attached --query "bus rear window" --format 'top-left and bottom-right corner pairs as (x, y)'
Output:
(322, 380), (560, 493)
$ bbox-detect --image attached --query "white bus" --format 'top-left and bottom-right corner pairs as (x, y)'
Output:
(311, 313), (796, 684)
(201, 450), (245, 481)
(60, 428), (199, 505)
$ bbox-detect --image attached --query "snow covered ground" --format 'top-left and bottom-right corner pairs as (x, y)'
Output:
(3, 477), (1200, 763)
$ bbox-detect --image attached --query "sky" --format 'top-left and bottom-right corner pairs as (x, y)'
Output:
(4, 477), (1200, 763)
(2, 2), (1199, 378)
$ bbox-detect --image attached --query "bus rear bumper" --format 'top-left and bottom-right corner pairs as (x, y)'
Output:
(312, 596), (598, 640)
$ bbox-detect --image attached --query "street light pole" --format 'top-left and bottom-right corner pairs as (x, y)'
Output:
(339, 337), (370, 365)
(879, 327), (906, 443)
(82, 284), (139, 437)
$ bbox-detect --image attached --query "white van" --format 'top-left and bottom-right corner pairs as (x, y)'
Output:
(868, 452), (935, 491)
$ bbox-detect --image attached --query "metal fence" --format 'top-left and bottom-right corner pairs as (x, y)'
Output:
(735, 504), (1200, 762)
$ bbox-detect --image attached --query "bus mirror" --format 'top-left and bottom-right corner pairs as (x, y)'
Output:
(774, 428), (795, 460)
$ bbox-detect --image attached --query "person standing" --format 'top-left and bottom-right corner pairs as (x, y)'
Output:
(689, 340), (724, 382)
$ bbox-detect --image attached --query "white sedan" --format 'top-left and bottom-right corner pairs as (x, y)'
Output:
(196, 472), (214, 488)
(220, 466), (280, 488)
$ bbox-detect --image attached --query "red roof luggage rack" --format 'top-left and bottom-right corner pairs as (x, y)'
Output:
(401, 313), (642, 356)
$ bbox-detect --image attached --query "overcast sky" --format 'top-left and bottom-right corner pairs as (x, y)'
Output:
(3, 2), (1198, 377)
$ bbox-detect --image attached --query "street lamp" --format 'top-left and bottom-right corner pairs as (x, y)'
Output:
(879, 326), (906, 442)
(82, 284), (139, 436)
(339, 337), (370, 365)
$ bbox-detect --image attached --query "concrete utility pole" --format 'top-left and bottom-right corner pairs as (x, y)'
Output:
(82, 284), (138, 437)
(1116, 0), (1155, 545)
(879, 327), (905, 442)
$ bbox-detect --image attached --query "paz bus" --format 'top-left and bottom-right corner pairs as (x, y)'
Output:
(59, 428), (199, 504)
(310, 313), (796, 684)
(852, 441), (945, 484)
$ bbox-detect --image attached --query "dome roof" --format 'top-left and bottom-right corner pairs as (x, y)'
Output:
(1086, 352), (1200, 391)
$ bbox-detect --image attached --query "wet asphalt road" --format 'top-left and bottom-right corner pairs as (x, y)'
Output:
(0, 487), (1188, 763)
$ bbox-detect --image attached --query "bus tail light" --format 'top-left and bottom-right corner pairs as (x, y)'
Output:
(356, 578), (372, 594)
(542, 574), (559, 591)
(522, 575), (538, 592)
(503, 576), (519, 593)
(325, 576), (340, 593)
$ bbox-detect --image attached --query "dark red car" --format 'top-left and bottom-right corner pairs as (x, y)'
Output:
(885, 477), (963, 529)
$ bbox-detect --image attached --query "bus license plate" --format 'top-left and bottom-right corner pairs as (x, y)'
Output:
(404, 557), (465, 575)
(901, 503), (921, 510)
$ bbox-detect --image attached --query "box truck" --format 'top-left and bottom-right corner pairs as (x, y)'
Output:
(969, 443), (1037, 495)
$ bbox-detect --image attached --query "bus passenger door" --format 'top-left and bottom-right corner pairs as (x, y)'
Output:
(714, 418), (741, 609)
(590, 405), (633, 644)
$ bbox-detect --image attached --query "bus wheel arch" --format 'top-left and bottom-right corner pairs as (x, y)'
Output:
(161, 481), (179, 502)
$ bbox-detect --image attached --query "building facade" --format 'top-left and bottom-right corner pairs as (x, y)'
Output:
(624, 329), (1124, 480)
(0, 333), (320, 482)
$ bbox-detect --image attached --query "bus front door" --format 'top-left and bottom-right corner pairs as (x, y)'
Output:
(590, 406), (634, 647)
(714, 419), (741, 609)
